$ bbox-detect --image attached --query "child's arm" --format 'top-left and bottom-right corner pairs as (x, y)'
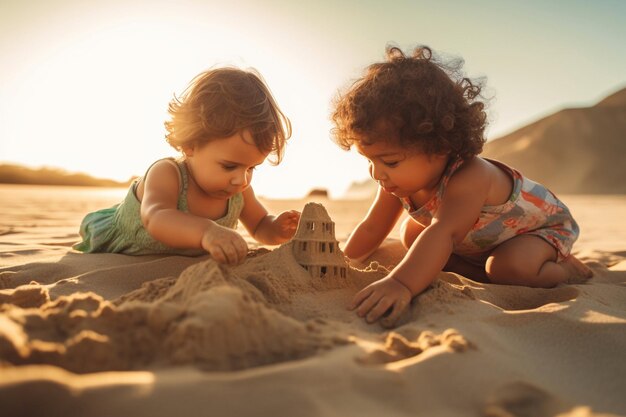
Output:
(351, 164), (490, 325)
(343, 187), (404, 263)
(239, 186), (300, 245)
(140, 160), (248, 264)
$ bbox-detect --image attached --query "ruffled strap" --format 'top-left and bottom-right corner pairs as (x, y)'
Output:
(173, 159), (189, 212)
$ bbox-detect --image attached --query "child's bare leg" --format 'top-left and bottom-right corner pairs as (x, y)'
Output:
(559, 254), (594, 283)
(486, 235), (577, 287)
(400, 217), (425, 249)
(443, 254), (489, 283)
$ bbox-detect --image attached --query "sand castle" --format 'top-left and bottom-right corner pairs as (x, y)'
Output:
(291, 202), (348, 279)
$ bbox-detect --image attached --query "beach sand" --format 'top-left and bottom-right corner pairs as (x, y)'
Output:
(1, 186), (625, 417)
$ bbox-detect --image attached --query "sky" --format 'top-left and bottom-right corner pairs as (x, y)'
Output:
(1, 0), (625, 198)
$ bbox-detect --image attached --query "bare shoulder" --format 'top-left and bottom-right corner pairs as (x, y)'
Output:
(146, 159), (180, 180)
(448, 157), (512, 206)
(136, 159), (181, 202)
(447, 157), (491, 195)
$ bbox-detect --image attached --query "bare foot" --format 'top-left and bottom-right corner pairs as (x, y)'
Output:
(560, 255), (593, 284)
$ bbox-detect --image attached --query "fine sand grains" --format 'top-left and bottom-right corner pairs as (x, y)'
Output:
(0, 244), (385, 373)
(0, 241), (476, 374)
(2, 198), (626, 417)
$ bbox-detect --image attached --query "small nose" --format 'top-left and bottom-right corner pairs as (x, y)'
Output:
(369, 162), (386, 181)
(231, 169), (251, 187)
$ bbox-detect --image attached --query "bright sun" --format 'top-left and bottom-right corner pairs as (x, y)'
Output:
(1, 4), (365, 198)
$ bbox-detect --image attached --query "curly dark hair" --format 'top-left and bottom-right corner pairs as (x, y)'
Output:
(331, 45), (487, 160)
(165, 67), (291, 165)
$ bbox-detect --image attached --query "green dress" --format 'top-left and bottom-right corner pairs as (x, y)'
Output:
(73, 158), (244, 256)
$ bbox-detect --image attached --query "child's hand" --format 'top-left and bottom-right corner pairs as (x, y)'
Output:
(349, 276), (412, 326)
(273, 210), (301, 241)
(201, 223), (248, 265)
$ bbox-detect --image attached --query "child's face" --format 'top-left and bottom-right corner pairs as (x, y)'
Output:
(355, 140), (449, 198)
(184, 130), (268, 199)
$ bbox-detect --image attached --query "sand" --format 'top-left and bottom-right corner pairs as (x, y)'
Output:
(1, 188), (625, 417)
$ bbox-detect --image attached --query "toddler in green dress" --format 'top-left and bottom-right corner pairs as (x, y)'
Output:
(74, 67), (300, 264)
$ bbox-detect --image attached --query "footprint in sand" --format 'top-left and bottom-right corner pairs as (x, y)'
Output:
(482, 381), (615, 417)
(437, 274), (580, 311)
(477, 285), (580, 311)
(357, 329), (472, 365)
(484, 381), (564, 417)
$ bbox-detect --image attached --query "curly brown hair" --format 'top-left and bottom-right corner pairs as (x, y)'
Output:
(331, 46), (487, 160)
(165, 67), (291, 165)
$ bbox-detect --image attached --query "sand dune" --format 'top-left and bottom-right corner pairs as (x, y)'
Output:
(482, 87), (626, 194)
(0, 164), (132, 188)
(1, 192), (625, 417)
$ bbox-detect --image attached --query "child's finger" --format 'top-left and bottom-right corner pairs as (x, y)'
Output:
(366, 296), (393, 323)
(380, 301), (407, 328)
(348, 286), (373, 310)
(286, 211), (300, 222)
(233, 238), (248, 262)
(355, 292), (380, 318)
(209, 246), (227, 264)
(221, 244), (239, 265)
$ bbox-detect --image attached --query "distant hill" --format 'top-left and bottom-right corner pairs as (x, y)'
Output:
(482, 87), (626, 194)
(306, 188), (329, 198)
(343, 178), (377, 199)
(0, 164), (132, 187)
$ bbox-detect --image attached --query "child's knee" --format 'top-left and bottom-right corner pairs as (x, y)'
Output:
(486, 236), (563, 286)
(485, 254), (532, 284)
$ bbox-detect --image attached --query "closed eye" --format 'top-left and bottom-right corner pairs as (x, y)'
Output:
(222, 163), (258, 172)
(382, 161), (399, 168)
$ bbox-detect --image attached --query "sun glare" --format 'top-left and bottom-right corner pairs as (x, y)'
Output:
(2, 1), (625, 198)
(1, 3), (363, 197)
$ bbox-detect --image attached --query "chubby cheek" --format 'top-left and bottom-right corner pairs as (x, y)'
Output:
(243, 171), (253, 189)
(205, 168), (229, 189)
(392, 170), (418, 191)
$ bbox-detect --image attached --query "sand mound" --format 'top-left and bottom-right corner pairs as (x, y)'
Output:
(0, 246), (364, 373)
(0, 229), (476, 374)
(482, 87), (626, 194)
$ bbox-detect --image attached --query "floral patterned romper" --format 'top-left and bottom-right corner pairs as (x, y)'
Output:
(401, 157), (579, 264)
